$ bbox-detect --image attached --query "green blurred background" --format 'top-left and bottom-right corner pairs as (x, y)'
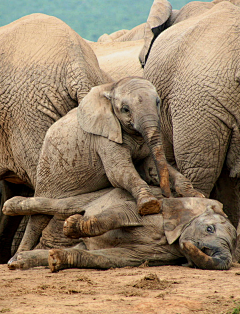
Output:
(0, 0), (209, 41)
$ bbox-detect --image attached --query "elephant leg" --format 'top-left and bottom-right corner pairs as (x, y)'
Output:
(172, 114), (231, 197)
(8, 241), (88, 270)
(16, 214), (52, 253)
(7, 249), (49, 270)
(0, 181), (33, 263)
(167, 164), (205, 198)
(48, 247), (141, 272)
(63, 201), (142, 238)
(6, 189), (119, 265)
(7, 214), (53, 267)
(3, 189), (111, 217)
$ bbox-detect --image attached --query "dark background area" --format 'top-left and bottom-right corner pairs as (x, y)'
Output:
(0, 0), (209, 41)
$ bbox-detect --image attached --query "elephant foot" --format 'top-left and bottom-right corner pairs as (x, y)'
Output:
(7, 253), (21, 270)
(7, 250), (49, 270)
(2, 196), (27, 216)
(137, 196), (161, 216)
(174, 179), (205, 198)
(48, 249), (68, 272)
(63, 214), (97, 238)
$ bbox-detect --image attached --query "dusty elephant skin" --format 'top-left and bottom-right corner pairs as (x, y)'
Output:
(143, 0), (240, 259)
(2, 187), (236, 271)
(5, 77), (178, 259)
(0, 13), (111, 262)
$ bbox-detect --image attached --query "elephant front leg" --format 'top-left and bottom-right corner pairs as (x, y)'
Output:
(167, 164), (205, 198)
(63, 202), (142, 238)
(135, 187), (161, 215)
(99, 144), (161, 216)
(48, 247), (141, 272)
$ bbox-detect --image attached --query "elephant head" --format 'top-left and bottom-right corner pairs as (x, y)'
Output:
(161, 197), (237, 270)
(77, 77), (170, 197)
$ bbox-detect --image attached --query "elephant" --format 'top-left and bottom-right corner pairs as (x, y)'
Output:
(4, 76), (205, 266)
(0, 13), (112, 262)
(89, 39), (144, 81)
(139, 0), (240, 66)
(3, 187), (237, 271)
(142, 1), (240, 258)
(97, 23), (146, 43)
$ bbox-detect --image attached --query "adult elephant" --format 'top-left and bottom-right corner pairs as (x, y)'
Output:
(0, 13), (111, 263)
(143, 1), (240, 258)
(139, 0), (240, 66)
(89, 40), (144, 81)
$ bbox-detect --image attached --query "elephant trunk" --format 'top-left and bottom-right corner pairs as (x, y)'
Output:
(182, 241), (232, 270)
(137, 114), (171, 198)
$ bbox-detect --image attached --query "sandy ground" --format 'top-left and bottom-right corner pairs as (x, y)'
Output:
(0, 262), (240, 314)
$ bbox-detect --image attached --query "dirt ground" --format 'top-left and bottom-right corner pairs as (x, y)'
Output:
(0, 262), (240, 314)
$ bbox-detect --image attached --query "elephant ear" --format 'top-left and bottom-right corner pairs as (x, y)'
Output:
(77, 83), (122, 144)
(139, 0), (172, 66)
(161, 197), (226, 244)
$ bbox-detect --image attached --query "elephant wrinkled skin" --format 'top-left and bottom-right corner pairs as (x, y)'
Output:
(0, 13), (111, 262)
(143, 1), (240, 259)
(3, 187), (236, 271)
(4, 77), (205, 264)
(5, 77), (172, 257)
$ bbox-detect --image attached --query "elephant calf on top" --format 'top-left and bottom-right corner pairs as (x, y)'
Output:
(3, 187), (237, 271)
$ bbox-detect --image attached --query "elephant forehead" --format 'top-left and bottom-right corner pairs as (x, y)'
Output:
(162, 197), (224, 232)
(116, 77), (156, 94)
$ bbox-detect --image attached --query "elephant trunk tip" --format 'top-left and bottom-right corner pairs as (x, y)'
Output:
(159, 165), (171, 198)
(182, 241), (232, 270)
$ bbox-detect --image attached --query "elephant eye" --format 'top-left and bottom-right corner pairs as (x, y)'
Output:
(206, 225), (215, 234)
(156, 97), (160, 107)
(121, 105), (130, 114)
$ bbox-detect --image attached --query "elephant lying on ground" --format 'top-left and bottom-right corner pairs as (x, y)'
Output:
(0, 13), (111, 262)
(3, 187), (237, 271)
(5, 77), (203, 265)
(143, 1), (240, 259)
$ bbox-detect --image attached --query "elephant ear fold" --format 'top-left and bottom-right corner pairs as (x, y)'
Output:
(162, 197), (221, 244)
(77, 83), (122, 144)
(139, 0), (172, 66)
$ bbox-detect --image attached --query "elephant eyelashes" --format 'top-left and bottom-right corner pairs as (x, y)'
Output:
(121, 105), (130, 114)
(206, 225), (215, 234)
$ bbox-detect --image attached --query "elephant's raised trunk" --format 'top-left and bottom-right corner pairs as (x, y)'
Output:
(182, 241), (232, 270)
(138, 114), (171, 198)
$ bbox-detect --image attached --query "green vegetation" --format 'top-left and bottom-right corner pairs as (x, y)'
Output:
(0, 0), (209, 41)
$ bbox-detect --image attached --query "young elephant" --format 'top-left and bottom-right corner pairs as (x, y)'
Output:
(4, 187), (236, 271)
(51, 189), (237, 271)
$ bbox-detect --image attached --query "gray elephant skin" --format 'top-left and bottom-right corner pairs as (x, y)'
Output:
(3, 187), (236, 271)
(5, 77), (174, 260)
(142, 0), (240, 257)
(0, 13), (111, 262)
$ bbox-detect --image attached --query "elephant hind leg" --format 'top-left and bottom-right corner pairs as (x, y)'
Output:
(48, 247), (141, 272)
(8, 249), (49, 270)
